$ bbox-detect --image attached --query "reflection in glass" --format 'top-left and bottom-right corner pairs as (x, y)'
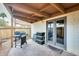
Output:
(56, 20), (64, 44)
(48, 22), (53, 41)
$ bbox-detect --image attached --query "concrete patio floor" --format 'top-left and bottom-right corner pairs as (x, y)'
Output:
(8, 39), (76, 56)
(0, 39), (11, 56)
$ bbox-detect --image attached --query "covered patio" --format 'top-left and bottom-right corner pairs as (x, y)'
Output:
(0, 3), (79, 56)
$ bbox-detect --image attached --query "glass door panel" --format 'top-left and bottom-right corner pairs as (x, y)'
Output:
(47, 17), (66, 49)
(48, 22), (53, 41)
(56, 20), (64, 45)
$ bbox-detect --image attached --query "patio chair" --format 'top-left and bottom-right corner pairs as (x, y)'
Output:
(33, 32), (45, 45)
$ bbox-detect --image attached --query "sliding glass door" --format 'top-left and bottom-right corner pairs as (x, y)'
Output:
(47, 17), (66, 49)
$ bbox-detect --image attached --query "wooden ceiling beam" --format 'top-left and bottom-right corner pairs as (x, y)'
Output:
(13, 15), (35, 23)
(50, 3), (65, 13)
(6, 3), (49, 18)
(66, 4), (79, 13)
(41, 4), (79, 22)
(13, 11), (42, 20)
(17, 15), (38, 22)
(13, 10), (32, 18)
(40, 4), (50, 12)
(3, 4), (13, 16)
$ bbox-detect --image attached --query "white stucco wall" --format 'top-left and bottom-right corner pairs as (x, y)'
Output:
(67, 11), (79, 55)
(31, 10), (79, 55)
(31, 21), (46, 41)
(31, 21), (46, 35)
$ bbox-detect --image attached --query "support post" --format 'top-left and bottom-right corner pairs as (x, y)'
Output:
(11, 7), (13, 47)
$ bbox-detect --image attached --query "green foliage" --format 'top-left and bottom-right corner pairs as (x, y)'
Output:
(0, 19), (8, 26)
(0, 13), (7, 26)
(0, 13), (7, 19)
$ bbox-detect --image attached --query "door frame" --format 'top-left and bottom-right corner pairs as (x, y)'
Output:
(46, 16), (67, 50)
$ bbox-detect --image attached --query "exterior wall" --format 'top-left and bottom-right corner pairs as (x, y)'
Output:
(31, 21), (46, 41)
(67, 11), (79, 55)
(31, 10), (79, 55)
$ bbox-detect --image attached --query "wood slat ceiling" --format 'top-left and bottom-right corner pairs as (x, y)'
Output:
(4, 3), (79, 23)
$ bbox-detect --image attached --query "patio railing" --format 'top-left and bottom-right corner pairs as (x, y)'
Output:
(0, 28), (31, 44)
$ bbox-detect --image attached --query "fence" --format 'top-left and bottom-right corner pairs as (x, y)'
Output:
(0, 28), (31, 43)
